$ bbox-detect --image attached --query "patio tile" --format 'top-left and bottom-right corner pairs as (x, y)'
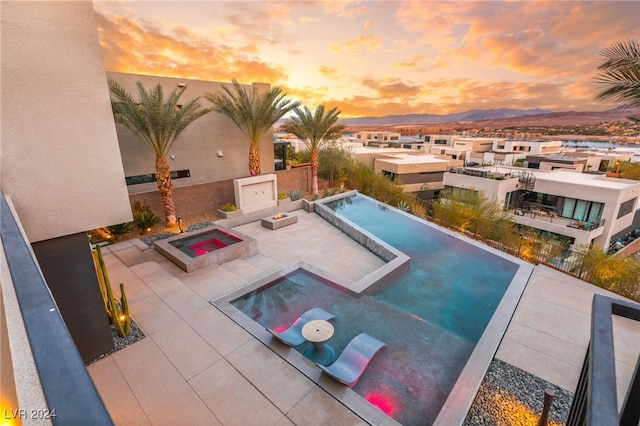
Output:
(150, 320), (221, 380)
(226, 339), (316, 413)
(495, 337), (581, 391)
(179, 265), (249, 300)
(87, 356), (151, 426)
(286, 387), (368, 426)
(220, 258), (267, 283)
(112, 338), (220, 425)
(126, 291), (183, 335)
(185, 306), (253, 356)
(130, 260), (178, 286)
(189, 359), (284, 426)
(499, 321), (586, 369)
(112, 246), (153, 267)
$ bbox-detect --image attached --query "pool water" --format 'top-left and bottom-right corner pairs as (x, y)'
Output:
(169, 229), (241, 257)
(230, 194), (520, 424)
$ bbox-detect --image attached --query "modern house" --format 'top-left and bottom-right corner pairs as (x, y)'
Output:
(2, 1), (133, 422)
(372, 152), (463, 193)
(467, 139), (563, 166)
(423, 136), (499, 161)
(443, 166), (640, 248)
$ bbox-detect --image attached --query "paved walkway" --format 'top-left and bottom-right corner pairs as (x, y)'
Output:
(88, 209), (639, 425)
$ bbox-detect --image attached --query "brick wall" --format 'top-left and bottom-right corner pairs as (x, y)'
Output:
(128, 167), (314, 218)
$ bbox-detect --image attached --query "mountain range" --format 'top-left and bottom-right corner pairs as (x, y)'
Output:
(333, 105), (639, 127)
(338, 108), (550, 125)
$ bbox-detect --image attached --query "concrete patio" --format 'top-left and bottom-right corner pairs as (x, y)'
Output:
(87, 209), (640, 425)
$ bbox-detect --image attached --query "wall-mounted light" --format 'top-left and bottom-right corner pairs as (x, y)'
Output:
(217, 150), (224, 157)
(177, 83), (186, 87)
(170, 155), (176, 159)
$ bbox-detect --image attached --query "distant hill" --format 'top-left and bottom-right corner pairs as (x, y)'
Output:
(337, 108), (550, 126)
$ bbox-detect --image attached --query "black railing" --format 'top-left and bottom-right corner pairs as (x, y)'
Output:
(0, 192), (113, 425)
(567, 295), (640, 426)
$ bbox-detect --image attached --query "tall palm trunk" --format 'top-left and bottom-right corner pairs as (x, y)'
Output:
(310, 147), (319, 195)
(249, 142), (261, 176)
(155, 155), (177, 227)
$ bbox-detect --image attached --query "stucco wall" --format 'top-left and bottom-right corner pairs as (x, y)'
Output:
(106, 72), (275, 194)
(1, 1), (132, 242)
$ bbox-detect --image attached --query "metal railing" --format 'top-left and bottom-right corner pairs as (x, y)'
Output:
(567, 295), (640, 426)
(0, 192), (113, 425)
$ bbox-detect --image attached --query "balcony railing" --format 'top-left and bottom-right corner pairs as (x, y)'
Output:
(567, 295), (640, 426)
(0, 191), (112, 425)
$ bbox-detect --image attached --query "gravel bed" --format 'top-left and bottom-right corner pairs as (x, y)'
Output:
(86, 319), (145, 366)
(464, 359), (573, 425)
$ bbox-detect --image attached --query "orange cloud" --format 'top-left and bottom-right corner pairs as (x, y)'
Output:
(330, 34), (382, 55)
(394, 55), (428, 69)
(362, 78), (421, 99)
(95, 11), (288, 85)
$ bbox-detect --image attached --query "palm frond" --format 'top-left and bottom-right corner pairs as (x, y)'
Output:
(205, 79), (300, 145)
(108, 79), (211, 156)
(594, 39), (640, 106)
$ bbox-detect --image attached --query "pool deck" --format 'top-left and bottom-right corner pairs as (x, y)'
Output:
(88, 209), (640, 425)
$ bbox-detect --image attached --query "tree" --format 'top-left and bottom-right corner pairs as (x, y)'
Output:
(205, 80), (300, 176)
(109, 80), (211, 227)
(594, 39), (640, 122)
(280, 105), (346, 194)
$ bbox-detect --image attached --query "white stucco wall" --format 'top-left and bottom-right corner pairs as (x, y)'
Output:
(1, 1), (132, 242)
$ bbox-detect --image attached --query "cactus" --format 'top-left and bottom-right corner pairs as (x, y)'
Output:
(92, 244), (131, 337)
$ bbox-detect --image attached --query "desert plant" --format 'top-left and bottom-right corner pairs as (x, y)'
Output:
(220, 202), (239, 212)
(107, 223), (132, 240)
(277, 192), (289, 200)
(396, 200), (410, 212)
(93, 244), (131, 337)
(288, 190), (305, 201)
(133, 210), (161, 234)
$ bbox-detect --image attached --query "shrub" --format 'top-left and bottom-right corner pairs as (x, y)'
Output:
(133, 210), (161, 234)
(288, 190), (305, 201)
(107, 223), (132, 240)
(220, 202), (238, 212)
(277, 192), (289, 200)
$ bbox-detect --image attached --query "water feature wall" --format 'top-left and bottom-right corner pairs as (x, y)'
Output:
(234, 174), (278, 213)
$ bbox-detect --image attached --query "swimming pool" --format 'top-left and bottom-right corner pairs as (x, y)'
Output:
(216, 193), (532, 424)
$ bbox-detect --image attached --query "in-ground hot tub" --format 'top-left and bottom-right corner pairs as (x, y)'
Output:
(153, 225), (257, 272)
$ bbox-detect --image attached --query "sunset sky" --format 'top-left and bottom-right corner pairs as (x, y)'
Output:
(93, 1), (639, 118)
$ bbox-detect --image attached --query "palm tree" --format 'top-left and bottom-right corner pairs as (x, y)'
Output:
(205, 80), (300, 176)
(109, 80), (211, 227)
(280, 105), (345, 195)
(594, 39), (640, 122)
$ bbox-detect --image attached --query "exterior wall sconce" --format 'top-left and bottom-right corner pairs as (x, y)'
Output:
(217, 151), (224, 157)
(177, 83), (186, 87)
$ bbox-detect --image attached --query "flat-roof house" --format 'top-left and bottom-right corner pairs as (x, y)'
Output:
(424, 136), (499, 161)
(444, 167), (640, 249)
(373, 152), (463, 193)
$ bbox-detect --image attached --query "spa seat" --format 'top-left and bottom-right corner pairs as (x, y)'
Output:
(267, 308), (335, 347)
(316, 333), (386, 387)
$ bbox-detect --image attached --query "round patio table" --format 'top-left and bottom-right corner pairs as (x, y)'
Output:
(301, 319), (335, 366)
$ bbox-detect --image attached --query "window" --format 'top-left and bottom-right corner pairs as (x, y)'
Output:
(125, 169), (190, 186)
(382, 170), (396, 181)
(618, 198), (636, 219)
